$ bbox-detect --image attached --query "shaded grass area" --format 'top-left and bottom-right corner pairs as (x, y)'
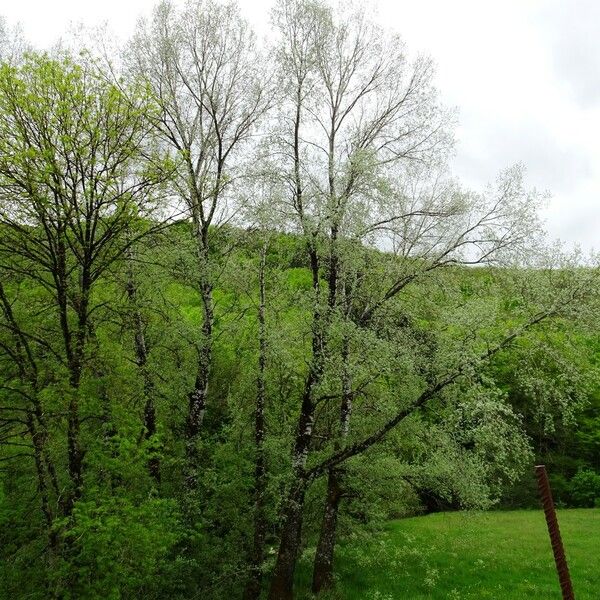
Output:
(296, 509), (600, 599)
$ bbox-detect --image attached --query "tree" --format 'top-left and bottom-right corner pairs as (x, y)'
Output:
(0, 4), (598, 599)
(264, 1), (598, 597)
(124, 241), (161, 484)
(0, 52), (166, 521)
(265, 0), (450, 594)
(127, 0), (271, 499)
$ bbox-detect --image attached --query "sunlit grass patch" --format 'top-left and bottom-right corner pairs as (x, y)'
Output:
(297, 509), (600, 599)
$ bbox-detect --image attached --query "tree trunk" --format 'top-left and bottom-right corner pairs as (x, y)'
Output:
(243, 243), (268, 600)
(267, 480), (307, 600)
(125, 248), (160, 484)
(311, 334), (352, 593)
(184, 342), (210, 490)
(55, 233), (84, 514)
(61, 238), (91, 513)
(184, 275), (213, 520)
(144, 396), (160, 483)
(27, 411), (57, 547)
(312, 468), (342, 593)
(65, 392), (83, 513)
(267, 328), (320, 598)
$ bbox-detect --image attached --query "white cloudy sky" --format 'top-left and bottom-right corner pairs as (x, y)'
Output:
(1, 0), (598, 250)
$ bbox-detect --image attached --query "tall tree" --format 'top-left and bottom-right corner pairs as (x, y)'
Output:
(265, 2), (595, 597)
(127, 0), (271, 497)
(267, 0), (452, 594)
(242, 238), (270, 600)
(0, 53), (165, 514)
(124, 243), (161, 483)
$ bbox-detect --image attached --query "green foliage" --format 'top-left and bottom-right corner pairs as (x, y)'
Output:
(51, 497), (182, 600)
(569, 470), (600, 508)
(1, 213), (598, 596)
(0, 39), (599, 600)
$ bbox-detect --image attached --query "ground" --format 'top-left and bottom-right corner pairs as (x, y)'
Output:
(297, 509), (600, 599)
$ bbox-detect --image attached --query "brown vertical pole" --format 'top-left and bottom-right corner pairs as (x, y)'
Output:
(535, 464), (575, 600)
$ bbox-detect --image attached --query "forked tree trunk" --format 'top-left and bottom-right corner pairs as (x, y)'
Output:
(267, 233), (327, 599)
(267, 388), (317, 600)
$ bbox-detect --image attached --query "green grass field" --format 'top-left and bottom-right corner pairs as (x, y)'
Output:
(297, 509), (600, 599)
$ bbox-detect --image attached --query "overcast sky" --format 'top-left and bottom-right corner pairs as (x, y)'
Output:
(1, 0), (597, 250)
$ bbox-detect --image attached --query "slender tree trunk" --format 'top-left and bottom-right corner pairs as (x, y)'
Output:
(267, 314), (322, 599)
(311, 115), (348, 591)
(27, 411), (57, 547)
(65, 393), (82, 512)
(58, 311), (83, 523)
(1, 281), (59, 539)
(243, 243), (268, 600)
(184, 310), (211, 491)
(268, 78), (335, 600)
(184, 223), (214, 502)
(267, 323), (324, 599)
(125, 247), (160, 484)
(30, 400), (59, 541)
(55, 230), (88, 514)
(96, 373), (122, 490)
(64, 283), (90, 511)
(267, 360), (319, 599)
(32, 395), (59, 503)
(66, 336), (84, 513)
(144, 395), (160, 484)
(312, 335), (352, 593)
(267, 219), (333, 598)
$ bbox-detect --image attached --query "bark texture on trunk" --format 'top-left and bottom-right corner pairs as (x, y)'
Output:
(184, 225), (214, 511)
(267, 231), (329, 599)
(267, 481), (307, 600)
(184, 337), (210, 491)
(312, 467), (342, 593)
(28, 412), (54, 537)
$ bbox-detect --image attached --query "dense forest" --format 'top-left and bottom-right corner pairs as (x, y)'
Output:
(0, 2), (599, 599)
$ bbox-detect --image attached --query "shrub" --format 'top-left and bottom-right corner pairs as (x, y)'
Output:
(569, 469), (600, 508)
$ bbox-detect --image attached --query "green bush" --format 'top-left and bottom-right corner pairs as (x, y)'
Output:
(52, 496), (183, 599)
(569, 469), (600, 508)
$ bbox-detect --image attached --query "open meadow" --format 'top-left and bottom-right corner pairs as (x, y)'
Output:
(297, 509), (600, 599)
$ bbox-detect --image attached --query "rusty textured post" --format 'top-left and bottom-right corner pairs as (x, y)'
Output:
(535, 464), (575, 600)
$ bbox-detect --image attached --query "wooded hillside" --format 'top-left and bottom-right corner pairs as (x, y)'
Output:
(0, 3), (599, 599)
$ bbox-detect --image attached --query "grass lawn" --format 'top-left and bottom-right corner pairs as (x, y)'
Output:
(296, 509), (600, 599)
